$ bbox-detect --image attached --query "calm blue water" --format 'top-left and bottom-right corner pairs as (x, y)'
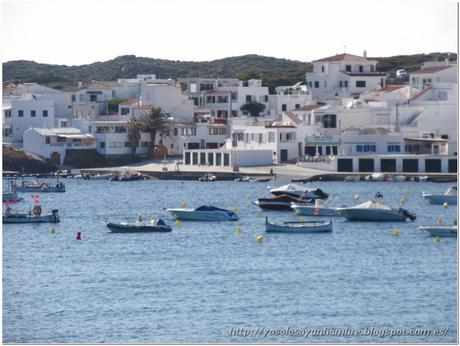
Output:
(3, 179), (457, 343)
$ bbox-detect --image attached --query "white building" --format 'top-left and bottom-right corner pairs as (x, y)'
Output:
(2, 95), (55, 144)
(306, 53), (386, 100)
(23, 127), (96, 165)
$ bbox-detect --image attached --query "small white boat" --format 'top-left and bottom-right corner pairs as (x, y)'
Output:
(198, 173), (217, 182)
(420, 224), (457, 237)
(337, 193), (416, 221)
(270, 184), (328, 199)
(265, 217), (332, 233)
(166, 205), (238, 221)
(344, 175), (360, 182)
(291, 199), (341, 216)
(3, 205), (59, 224)
(418, 176), (429, 182)
(394, 175), (406, 182)
(371, 173), (385, 181)
(12, 180), (65, 192)
(89, 173), (115, 180)
(422, 185), (457, 205)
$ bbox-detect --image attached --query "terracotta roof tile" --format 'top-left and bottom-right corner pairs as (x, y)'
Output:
(120, 98), (140, 105)
(312, 53), (376, 63)
(411, 66), (453, 74)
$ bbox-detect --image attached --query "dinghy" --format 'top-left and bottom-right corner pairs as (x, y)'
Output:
(106, 215), (172, 233)
(420, 224), (457, 237)
(291, 199), (341, 216)
(422, 185), (457, 205)
(265, 217), (332, 233)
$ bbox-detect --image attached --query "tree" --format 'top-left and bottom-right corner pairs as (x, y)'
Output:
(127, 117), (142, 157)
(136, 107), (172, 153)
(108, 98), (127, 114)
(240, 102), (266, 117)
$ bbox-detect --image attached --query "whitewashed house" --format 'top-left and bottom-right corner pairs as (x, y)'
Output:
(71, 82), (117, 119)
(23, 127), (96, 165)
(2, 95), (55, 144)
(306, 52), (386, 100)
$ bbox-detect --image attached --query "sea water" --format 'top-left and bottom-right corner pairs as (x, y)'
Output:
(3, 179), (457, 343)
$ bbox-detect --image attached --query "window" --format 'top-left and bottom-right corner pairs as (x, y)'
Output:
(387, 144), (401, 152)
(100, 142), (105, 148)
(346, 65), (351, 72)
(314, 81), (319, 88)
(231, 92), (237, 101)
(141, 142), (149, 147)
(268, 132), (275, 142)
(18, 110), (24, 117)
(356, 145), (363, 152)
(124, 142), (131, 147)
(295, 104), (300, 109)
(45, 137), (50, 144)
(370, 65), (375, 72)
(42, 110), (48, 117)
(231, 110), (238, 117)
(359, 65), (364, 72)
(264, 95), (268, 102)
(321, 66), (325, 73)
(281, 104), (287, 111)
(344, 81), (349, 88)
(121, 107), (130, 116)
(31, 110), (36, 117)
(246, 95), (252, 103)
(190, 83), (197, 93)
(363, 145), (376, 152)
(4, 110), (11, 118)
(90, 95), (97, 102)
(109, 142), (123, 148)
(356, 81), (366, 88)
(173, 128), (178, 136)
(339, 81), (343, 88)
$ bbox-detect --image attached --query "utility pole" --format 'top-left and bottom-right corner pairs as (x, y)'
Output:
(395, 102), (400, 132)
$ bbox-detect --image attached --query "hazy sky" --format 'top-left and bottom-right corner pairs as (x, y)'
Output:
(1, 0), (458, 65)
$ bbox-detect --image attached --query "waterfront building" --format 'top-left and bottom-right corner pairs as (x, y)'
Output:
(306, 52), (386, 101)
(23, 127), (96, 165)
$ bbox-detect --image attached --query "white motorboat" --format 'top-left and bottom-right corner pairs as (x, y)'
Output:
(394, 175), (406, 182)
(265, 217), (332, 233)
(270, 184), (328, 199)
(88, 173), (115, 180)
(420, 224), (457, 237)
(371, 173), (385, 181)
(166, 205), (238, 221)
(422, 185), (457, 205)
(198, 173), (217, 182)
(106, 215), (172, 233)
(291, 199), (341, 216)
(337, 193), (416, 221)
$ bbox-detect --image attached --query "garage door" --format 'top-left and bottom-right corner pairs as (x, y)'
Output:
(359, 159), (374, 172)
(402, 159), (418, 173)
(425, 159), (441, 173)
(380, 159), (396, 172)
(337, 158), (353, 172)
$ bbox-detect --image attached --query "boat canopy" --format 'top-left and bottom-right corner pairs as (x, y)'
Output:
(445, 186), (457, 196)
(351, 200), (393, 210)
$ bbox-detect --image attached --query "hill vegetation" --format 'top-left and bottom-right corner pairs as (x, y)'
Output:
(3, 52), (456, 92)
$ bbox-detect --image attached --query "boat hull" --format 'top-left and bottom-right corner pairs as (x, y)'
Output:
(337, 208), (406, 221)
(420, 225), (457, 237)
(3, 214), (59, 224)
(266, 220), (332, 233)
(106, 222), (171, 233)
(422, 194), (457, 205)
(292, 204), (341, 216)
(14, 186), (65, 192)
(166, 209), (238, 221)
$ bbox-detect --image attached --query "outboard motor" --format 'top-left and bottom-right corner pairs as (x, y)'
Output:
(399, 207), (416, 221)
(52, 209), (60, 222)
(315, 188), (329, 199)
(375, 192), (383, 199)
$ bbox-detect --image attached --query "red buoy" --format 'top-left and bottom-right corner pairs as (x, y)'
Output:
(76, 232), (81, 240)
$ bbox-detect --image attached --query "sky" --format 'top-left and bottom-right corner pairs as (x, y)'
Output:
(0, 0), (458, 65)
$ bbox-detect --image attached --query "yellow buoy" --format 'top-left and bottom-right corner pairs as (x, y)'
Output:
(50, 227), (56, 234)
(233, 205), (240, 213)
(180, 201), (187, 207)
(393, 229), (400, 237)
(443, 202), (449, 209)
(437, 217), (444, 225)
(175, 219), (181, 227)
(435, 235), (441, 243)
(353, 194), (360, 201)
(400, 198), (406, 205)
(256, 235), (264, 243)
(300, 216), (306, 222)
(235, 226), (242, 233)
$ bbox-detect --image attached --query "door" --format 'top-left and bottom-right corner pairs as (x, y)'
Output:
(280, 149), (288, 163)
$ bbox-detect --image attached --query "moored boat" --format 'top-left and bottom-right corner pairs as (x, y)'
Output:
(11, 180), (65, 192)
(110, 171), (147, 181)
(422, 185), (457, 205)
(106, 215), (171, 233)
(3, 205), (59, 224)
(371, 173), (384, 181)
(198, 173), (217, 182)
(166, 205), (238, 221)
(265, 217), (332, 233)
(3, 191), (19, 202)
(337, 193), (416, 221)
(291, 199), (342, 216)
(270, 184), (328, 199)
(254, 194), (312, 211)
(394, 175), (407, 182)
(420, 224), (457, 237)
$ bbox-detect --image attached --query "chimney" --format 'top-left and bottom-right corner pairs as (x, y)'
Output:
(363, 50), (367, 58)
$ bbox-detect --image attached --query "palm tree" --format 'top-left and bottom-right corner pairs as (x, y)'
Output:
(240, 102), (266, 117)
(136, 107), (172, 156)
(127, 117), (142, 157)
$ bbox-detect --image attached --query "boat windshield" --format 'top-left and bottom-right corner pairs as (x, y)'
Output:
(445, 186), (457, 195)
(195, 205), (230, 212)
(354, 200), (392, 210)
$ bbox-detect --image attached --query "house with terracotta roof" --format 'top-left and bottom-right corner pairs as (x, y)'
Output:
(306, 52), (386, 100)
(409, 60), (457, 91)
